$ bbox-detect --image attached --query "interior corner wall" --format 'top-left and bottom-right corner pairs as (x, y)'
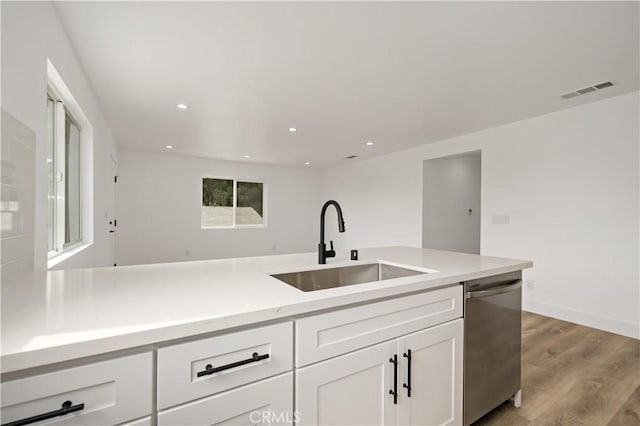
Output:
(116, 151), (320, 266)
(1, 1), (119, 274)
(320, 92), (640, 338)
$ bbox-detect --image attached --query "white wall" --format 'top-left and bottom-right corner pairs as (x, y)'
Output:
(116, 151), (320, 265)
(1, 1), (118, 273)
(423, 152), (481, 254)
(321, 92), (639, 338)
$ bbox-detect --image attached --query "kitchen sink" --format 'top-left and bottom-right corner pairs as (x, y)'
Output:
(270, 262), (428, 292)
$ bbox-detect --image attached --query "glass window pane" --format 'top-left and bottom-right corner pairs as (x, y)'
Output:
(64, 115), (81, 245)
(202, 178), (233, 227)
(47, 97), (55, 252)
(236, 182), (264, 225)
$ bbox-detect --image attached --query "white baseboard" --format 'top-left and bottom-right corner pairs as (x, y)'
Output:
(523, 299), (639, 339)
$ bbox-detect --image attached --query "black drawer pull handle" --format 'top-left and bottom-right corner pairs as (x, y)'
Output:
(403, 349), (412, 397)
(197, 352), (270, 377)
(2, 400), (85, 426)
(389, 354), (398, 405)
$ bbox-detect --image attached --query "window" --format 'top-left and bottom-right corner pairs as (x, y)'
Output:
(46, 58), (94, 266)
(47, 90), (82, 254)
(202, 178), (265, 228)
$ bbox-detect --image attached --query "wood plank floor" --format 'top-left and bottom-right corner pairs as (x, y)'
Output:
(473, 312), (640, 426)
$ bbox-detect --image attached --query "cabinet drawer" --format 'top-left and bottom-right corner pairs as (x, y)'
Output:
(158, 373), (293, 426)
(119, 416), (152, 426)
(157, 321), (293, 409)
(296, 285), (463, 367)
(1, 352), (152, 426)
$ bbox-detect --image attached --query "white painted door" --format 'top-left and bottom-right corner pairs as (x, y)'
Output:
(397, 319), (463, 426)
(296, 341), (398, 426)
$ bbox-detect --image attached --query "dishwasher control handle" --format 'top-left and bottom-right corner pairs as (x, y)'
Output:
(466, 279), (522, 299)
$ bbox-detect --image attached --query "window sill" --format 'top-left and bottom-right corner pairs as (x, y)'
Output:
(47, 242), (92, 269)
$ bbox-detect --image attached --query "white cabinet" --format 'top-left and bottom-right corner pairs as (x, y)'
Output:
(398, 319), (463, 426)
(157, 321), (292, 410)
(296, 285), (462, 367)
(1, 352), (152, 426)
(120, 416), (152, 426)
(296, 319), (463, 426)
(158, 373), (293, 426)
(2, 286), (464, 426)
(156, 321), (294, 425)
(296, 341), (397, 425)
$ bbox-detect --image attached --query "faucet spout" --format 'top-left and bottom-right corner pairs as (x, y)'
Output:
(319, 200), (346, 264)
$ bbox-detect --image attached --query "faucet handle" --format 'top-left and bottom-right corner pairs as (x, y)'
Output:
(324, 240), (336, 259)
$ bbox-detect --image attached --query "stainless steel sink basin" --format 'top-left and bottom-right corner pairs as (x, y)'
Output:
(270, 262), (428, 292)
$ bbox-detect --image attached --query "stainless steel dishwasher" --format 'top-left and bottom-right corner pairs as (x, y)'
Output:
(463, 270), (523, 426)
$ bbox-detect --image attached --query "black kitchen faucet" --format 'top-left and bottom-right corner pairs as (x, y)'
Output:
(318, 200), (345, 264)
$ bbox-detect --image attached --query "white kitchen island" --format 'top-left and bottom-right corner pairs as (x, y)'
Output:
(1, 246), (532, 426)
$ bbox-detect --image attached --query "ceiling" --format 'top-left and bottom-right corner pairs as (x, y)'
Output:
(54, 1), (639, 169)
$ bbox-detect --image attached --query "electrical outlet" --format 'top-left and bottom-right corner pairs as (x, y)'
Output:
(185, 249), (191, 257)
(525, 280), (534, 291)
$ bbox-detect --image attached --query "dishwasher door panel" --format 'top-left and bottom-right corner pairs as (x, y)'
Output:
(464, 283), (521, 426)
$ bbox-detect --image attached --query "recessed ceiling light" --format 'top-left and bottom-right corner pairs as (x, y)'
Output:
(176, 103), (189, 110)
(165, 145), (174, 149)
(288, 127), (297, 133)
(366, 141), (374, 146)
(304, 162), (311, 166)
(244, 155), (250, 158)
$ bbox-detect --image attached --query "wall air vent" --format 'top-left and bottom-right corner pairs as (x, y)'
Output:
(345, 155), (358, 159)
(560, 81), (615, 100)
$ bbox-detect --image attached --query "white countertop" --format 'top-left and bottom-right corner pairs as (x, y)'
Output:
(1, 246), (532, 374)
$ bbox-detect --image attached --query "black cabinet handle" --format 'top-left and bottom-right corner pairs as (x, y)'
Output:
(2, 400), (85, 426)
(389, 354), (398, 404)
(403, 349), (412, 397)
(196, 352), (269, 378)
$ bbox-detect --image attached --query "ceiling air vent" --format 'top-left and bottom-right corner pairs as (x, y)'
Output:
(345, 155), (358, 160)
(594, 81), (614, 90)
(576, 86), (596, 95)
(560, 81), (615, 100)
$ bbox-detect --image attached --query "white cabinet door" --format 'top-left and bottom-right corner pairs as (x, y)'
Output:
(158, 373), (293, 426)
(397, 319), (463, 426)
(296, 341), (397, 426)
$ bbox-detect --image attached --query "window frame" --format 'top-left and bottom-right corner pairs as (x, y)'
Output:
(47, 88), (84, 256)
(46, 59), (94, 268)
(201, 176), (267, 229)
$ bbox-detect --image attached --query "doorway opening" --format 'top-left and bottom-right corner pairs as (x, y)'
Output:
(422, 151), (481, 254)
